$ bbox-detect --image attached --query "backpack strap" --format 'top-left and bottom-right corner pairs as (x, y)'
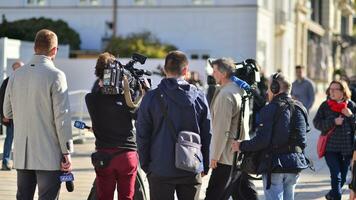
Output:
(156, 89), (178, 142)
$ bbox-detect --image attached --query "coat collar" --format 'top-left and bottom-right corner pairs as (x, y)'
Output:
(29, 55), (54, 67)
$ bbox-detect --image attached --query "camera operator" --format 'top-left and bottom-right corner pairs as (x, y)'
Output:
(85, 52), (144, 200)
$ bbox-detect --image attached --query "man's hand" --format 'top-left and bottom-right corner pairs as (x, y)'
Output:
(350, 190), (356, 200)
(2, 117), (10, 123)
(61, 154), (72, 172)
(231, 140), (242, 152)
(210, 159), (218, 169)
(201, 172), (207, 177)
(335, 116), (344, 125)
(342, 108), (353, 117)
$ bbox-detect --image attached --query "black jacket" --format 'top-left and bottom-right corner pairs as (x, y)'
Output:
(85, 92), (137, 150)
(0, 77), (12, 126)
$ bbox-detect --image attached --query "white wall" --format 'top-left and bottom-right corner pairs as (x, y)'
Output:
(256, 7), (274, 75)
(0, 3), (259, 62)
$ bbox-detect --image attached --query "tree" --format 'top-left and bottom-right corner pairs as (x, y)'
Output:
(105, 31), (177, 58)
(0, 16), (81, 50)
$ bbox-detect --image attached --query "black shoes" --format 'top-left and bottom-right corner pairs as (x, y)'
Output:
(1, 163), (12, 171)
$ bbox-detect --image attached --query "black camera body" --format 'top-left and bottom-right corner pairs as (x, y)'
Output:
(208, 58), (260, 86)
(102, 53), (151, 95)
(234, 59), (260, 87)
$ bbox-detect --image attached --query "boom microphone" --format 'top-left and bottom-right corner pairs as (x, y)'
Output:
(230, 76), (252, 92)
(74, 121), (91, 130)
(230, 76), (265, 107)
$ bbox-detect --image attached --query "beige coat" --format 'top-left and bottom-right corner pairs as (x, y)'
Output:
(210, 82), (249, 165)
(4, 55), (73, 170)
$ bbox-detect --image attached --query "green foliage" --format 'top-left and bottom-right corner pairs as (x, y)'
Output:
(0, 16), (81, 50)
(105, 31), (177, 58)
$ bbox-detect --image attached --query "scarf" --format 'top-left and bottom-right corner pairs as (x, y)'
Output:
(327, 99), (347, 113)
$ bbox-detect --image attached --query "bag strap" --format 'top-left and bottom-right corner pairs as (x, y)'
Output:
(156, 89), (178, 142)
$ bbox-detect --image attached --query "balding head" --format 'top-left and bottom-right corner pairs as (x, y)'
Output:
(34, 29), (58, 57)
(12, 61), (24, 71)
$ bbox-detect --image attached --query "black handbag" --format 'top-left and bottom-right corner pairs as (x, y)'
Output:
(239, 151), (262, 175)
(91, 149), (129, 169)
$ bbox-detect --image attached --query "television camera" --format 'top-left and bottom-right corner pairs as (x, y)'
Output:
(102, 53), (152, 95)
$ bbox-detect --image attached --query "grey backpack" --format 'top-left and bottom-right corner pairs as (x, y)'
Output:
(157, 91), (203, 173)
(175, 131), (202, 172)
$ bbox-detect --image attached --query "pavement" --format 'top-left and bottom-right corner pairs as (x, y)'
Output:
(0, 92), (352, 200)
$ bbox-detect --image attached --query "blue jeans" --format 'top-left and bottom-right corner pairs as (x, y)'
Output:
(262, 173), (299, 200)
(324, 152), (352, 200)
(2, 122), (14, 166)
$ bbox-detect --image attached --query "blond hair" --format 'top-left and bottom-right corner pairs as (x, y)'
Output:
(34, 29), (58, 54)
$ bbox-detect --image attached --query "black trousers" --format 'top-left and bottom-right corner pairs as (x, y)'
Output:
(205, 163), (258, 200)
(147, 173), (202, 200)
(16, 169), (62, 200)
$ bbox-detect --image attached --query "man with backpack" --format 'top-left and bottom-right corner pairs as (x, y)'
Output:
(232, 73), (310, 200)
(136, 51), (212, 200)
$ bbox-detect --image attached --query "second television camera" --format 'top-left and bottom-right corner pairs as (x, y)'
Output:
(102, 53), (152, 95)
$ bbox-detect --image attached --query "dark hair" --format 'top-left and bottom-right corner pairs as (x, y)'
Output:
(211, 58), (235, 78)
(95, 52), (116, 79)
(271, 73), (291, 93)
(164, 51), (188, 76)
(326, 80), (352, 100)
(295, 65), (305, 70)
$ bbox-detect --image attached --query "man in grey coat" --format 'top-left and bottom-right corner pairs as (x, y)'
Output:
(4, 29), (73, 200)
(205, 58), (257, 200)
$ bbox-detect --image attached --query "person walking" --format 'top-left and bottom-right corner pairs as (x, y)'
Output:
(3, 29), (73, 200)
(136, 50), (211, 200)
(291, 65), (315, 112)
(314, 80), (356, 200)
(0, 61), (23, 170)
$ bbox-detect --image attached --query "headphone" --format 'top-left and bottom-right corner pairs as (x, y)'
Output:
(270, 73), (280, 94)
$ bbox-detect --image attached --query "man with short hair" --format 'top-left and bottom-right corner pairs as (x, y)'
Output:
(4, 29), (73, 199)
(0, 61), (23, 170)
(232, 73), (309, 200)
(136, 50), (211, 200)
(205, 58), (257, 200)
(291, 65), (315, 112)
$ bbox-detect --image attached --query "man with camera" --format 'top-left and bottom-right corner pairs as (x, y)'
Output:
(85, 52), (146, 200)
(136, 50), (211, 200)
(204, 58), (257, 200)
(3, 29), (73, 199)
(232, 73), (309, 200)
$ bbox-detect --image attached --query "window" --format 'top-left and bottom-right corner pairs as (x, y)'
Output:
(192, 0), (213, 5)
(79, 0), (99, 6)
(27, 0), (46, 6)
(308, 0), (323, 24)
(134, 0), (156, 6)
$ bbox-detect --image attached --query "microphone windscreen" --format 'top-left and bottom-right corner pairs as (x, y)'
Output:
(66, 181), (74, 192)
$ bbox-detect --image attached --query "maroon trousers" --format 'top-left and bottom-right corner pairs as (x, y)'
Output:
(95, 149), (138, 200)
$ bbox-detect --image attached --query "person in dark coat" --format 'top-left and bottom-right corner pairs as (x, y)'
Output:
(0, 61), (23, 170)
(314, 80), (356, 200)
(232, 73), (309, 200)
(136, 51), (212, 200)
